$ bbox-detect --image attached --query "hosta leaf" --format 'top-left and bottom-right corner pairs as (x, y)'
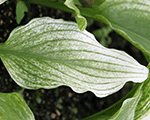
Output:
(134, 64), (150, 120)
(0, 92), (35, 119)
(28, 0), (150, 61)
(64, 0), (87, 31)
(95, 0), (150, 59)
(16, 1), (28, 24)
(0, 0), (6, 4)
(0, 17), (149, 97)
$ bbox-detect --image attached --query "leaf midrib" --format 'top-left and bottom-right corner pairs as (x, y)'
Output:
(1, 47), (145, 75)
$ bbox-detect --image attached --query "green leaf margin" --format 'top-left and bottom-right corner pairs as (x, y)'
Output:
(64, 0), (87, 31)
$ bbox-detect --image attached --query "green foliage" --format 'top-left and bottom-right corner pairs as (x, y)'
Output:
(0, 92), (35, 119)
(93, 26), (112, 47)
(16, 1), (28, 24)
(0, 0), (150, 119)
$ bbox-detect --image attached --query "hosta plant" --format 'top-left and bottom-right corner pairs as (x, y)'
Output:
(0, 0), (150, 119)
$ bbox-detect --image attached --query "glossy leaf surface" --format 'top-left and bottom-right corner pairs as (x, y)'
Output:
(0, 17), (148, 97)
(0, 92), (35, 120)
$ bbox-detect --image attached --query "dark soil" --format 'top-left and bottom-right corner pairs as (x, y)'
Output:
(0, 0), (148, 120)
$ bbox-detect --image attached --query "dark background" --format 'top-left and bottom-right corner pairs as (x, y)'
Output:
(0, 0), (148, 120)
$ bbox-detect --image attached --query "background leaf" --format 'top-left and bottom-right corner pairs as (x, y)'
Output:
(0, 92), (35, 120)
(0, 17), (148, 97)
(16, 1), (28, 24)
(94, 0), (150, 60)
(64, 0), (87, 31)
(93, 26), (112, 47)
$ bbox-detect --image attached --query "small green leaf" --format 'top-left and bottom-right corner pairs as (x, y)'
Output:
(110, 84), (142, 120)
(0, 92), (35, 119)
(95, 0), (150, 59)
(64, 0), (87, 31)
(0, 17), (149, 97)
(83, 84), (143, 120)
(16, 1), (28, 24)
(134, 64), (150, 120)
(0, 0), (7, 4)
